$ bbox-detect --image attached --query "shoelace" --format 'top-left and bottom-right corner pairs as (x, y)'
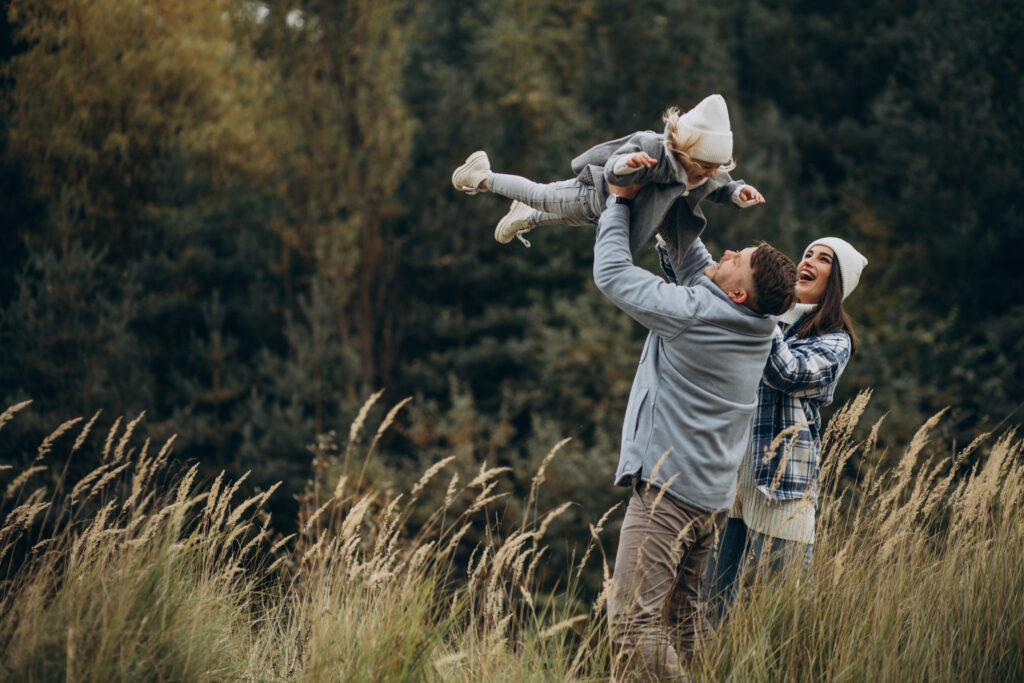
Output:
(516, 231), (531, 247)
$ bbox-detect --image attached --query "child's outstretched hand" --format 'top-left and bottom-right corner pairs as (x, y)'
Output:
(625, 151), (658, 169)
(737, 185), (766, 204)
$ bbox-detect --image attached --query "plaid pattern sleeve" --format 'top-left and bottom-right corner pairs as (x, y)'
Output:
(751, 326), (852, 501)
(762, 327), (851, 399)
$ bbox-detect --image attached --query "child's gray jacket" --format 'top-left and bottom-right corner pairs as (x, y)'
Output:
(572, 127), (746, 254)
(593, 196), (776, 511)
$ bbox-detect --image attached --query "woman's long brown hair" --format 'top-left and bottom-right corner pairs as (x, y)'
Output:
(792, 253), (859, 354)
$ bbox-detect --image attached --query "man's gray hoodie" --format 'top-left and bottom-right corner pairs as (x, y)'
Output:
(593, 196), (776, 512)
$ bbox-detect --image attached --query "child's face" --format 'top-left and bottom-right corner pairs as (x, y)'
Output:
(686, 159), (720, 184)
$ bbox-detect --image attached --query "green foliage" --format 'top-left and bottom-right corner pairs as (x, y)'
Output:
(246, 0), (417, 390)
(728, 0), (1024, 439)
(4, 0), (279, 241)
(0, 239), (150, 457)
(2, 0), (1022, 568)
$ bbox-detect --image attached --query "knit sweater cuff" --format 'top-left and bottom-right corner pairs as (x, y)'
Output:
(731, 186), (758, 208)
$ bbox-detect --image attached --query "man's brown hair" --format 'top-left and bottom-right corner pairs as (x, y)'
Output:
(748, 243), (798, 315)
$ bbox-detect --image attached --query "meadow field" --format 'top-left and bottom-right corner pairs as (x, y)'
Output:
(3, 3), (1022, 681)
(1, 393), (1021, 682)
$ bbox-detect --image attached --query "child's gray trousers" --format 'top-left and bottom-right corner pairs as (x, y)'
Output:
(488, 173), (602, 227)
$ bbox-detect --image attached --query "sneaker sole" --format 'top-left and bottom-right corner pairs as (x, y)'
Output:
(494, 200), (534, 244)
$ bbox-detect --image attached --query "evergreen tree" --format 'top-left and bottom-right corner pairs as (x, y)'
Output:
(0, 235), (150, 465)
(732, 0), (1024, 440)
(246, 0), (416, 392)
(3, 0), (1021, 575)
(4, 0), (280, 249)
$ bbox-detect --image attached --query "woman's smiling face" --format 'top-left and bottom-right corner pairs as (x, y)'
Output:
(796, 245), (835, 304)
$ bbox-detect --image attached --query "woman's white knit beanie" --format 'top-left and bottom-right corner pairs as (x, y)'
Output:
(677, 94), (733, 165)
(805, 237), (868, 300)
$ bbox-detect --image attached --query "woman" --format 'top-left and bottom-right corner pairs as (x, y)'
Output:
(702, 236), (868, 621)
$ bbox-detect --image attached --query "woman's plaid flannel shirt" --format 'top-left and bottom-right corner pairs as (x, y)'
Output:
(752, 321), (851, 501)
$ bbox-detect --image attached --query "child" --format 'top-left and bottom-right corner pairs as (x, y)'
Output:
(451, 93), (765, 253)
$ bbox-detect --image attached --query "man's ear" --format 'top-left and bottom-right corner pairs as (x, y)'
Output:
(727, 289), (749, 305)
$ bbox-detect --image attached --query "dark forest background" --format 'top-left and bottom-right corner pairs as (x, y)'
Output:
(1, 0), (1022, 583)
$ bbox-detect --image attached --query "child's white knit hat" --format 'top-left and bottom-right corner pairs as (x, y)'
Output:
(804, 237), (868, 300)
(677, 94), (733, 165)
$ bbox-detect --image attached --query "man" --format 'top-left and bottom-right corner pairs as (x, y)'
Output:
(592, 183), (797, 680)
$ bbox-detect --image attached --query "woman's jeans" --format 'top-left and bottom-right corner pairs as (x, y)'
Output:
(702, 517), (813, 627)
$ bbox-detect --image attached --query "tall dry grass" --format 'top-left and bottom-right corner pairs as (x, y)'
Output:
(694, 392), (1024, 682)
(0, 391), (1021, 681)
(0, 397), (611, 682)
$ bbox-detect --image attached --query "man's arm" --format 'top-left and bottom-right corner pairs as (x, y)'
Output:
(593, 185), (700, 338)
(655, 227), (715, 285)
(657, 237), (679, 285)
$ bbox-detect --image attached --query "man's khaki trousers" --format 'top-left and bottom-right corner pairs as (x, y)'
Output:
(608, 482), (726, 681)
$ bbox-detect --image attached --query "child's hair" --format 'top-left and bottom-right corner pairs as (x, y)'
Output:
(663, 107), (736, 174)
(748, 243), (798, 315)
(792, 262), (859, 354)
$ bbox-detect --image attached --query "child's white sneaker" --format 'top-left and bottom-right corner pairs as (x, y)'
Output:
(495, 200), (535, 246)
(452, 151), (491, 195)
